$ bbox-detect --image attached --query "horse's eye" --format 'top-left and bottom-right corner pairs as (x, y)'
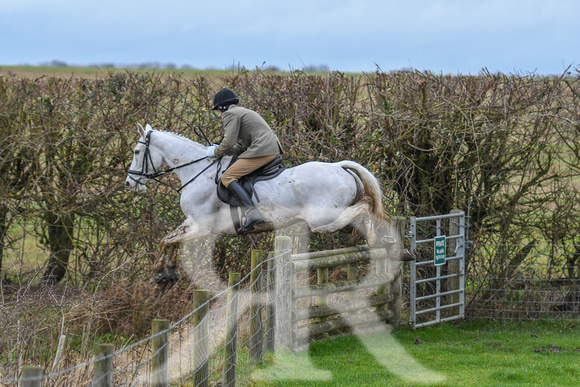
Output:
(134, 150), (140, 155)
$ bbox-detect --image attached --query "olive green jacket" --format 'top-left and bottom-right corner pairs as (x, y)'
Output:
(214, 105), (283, 159)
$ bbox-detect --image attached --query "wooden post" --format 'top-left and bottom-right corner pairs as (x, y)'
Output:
(375, 252), (387, 312)
(250, 250), (264, 363)
(20, 365), (42, 387)
(274, 235), (292, 350)
(224, 273), (240, 387)
(347, 264), (358, 302)
(387, 216), (406, 328)
(193, 290), (210, 387)
(265, 254), (276, 354)
(317, 267), (329, 307)
(93, 343), (114, 387)
(448, 209), (462, 316)
(151, 319), (169, 387)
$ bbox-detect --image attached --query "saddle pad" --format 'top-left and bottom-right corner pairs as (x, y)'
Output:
(217, 156), (286, 206)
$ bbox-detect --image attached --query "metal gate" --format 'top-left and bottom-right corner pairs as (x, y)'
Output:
(409, 211), (467, 329)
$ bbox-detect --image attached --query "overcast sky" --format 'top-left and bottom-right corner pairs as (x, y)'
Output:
(1, 0), (578, 75)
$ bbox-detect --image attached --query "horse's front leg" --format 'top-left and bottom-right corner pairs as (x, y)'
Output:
(153, 217), (202, 289)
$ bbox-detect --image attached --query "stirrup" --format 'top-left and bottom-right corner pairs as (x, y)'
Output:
(239, 208), (263, 233)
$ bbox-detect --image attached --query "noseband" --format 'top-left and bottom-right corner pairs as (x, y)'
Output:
(127, 130), (220, 192)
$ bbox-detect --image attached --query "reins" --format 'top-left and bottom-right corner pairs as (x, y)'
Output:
(127, 130), (222, 193)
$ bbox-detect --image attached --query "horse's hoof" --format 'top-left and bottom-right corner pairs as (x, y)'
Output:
(396, 249), (416, 262)
(158, 279), (176, 293)
(380, 235), (397, 245)
(154, 267), (180, 285)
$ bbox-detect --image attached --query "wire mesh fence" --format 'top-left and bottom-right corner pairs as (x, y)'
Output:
(1, 250), (292, 386)
(466, 243), (580, 321)
(399, 241), (580, 325)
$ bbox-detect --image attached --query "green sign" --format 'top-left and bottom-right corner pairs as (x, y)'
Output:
(434, 236), (446, 265)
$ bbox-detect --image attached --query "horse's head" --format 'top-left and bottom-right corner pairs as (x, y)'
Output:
(125, 123), (162, 192)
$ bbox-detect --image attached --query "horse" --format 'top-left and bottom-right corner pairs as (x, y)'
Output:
(125, 124), (411, 288)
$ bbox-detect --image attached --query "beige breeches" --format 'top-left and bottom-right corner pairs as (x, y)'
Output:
(220, 154), (278, 187)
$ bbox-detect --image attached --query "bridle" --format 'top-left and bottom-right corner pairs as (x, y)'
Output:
(127, 130), (221, 192)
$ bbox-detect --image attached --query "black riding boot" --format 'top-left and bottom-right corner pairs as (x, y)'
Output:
(227, 181), (264, 232)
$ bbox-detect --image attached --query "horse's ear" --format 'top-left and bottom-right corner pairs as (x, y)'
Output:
(137, 123), (145, 138)
(146, 124), (153, 131)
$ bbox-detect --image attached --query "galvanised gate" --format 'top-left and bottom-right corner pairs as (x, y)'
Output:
(409, 210), (467, 329)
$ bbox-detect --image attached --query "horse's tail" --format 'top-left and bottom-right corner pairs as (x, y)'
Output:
(338, 160), (389, 222)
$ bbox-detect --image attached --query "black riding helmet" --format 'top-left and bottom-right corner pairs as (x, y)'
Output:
(212, 88), (240, 111)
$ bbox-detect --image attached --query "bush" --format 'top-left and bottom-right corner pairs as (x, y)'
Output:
(0, 69), (578, 290)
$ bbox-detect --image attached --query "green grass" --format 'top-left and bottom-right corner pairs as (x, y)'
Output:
(250, 320), (580, 386)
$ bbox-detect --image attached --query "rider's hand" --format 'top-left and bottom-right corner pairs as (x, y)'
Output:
(206, 144), (218, 158)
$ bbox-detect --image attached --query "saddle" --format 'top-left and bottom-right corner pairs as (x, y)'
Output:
(217, 156), (286, 206)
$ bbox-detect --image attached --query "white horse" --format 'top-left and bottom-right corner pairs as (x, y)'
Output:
(125, 124), (409, 286)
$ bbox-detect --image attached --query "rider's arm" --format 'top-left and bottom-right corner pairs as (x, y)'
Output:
(214, 111), (240, 158)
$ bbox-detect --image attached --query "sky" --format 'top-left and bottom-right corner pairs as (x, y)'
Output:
(1, 0), (578, 75)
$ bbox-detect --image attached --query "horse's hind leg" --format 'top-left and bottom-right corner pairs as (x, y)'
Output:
(308, 200), (372, 234)
(308, 199), (396, 248)
(371, 214), (416, 262)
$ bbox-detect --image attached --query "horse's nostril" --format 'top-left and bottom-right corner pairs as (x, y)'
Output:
(125, 181), (130, 187)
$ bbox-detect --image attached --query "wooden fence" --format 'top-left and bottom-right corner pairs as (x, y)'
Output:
(16, 219), (405, 386)
(273, 217), (406, 351)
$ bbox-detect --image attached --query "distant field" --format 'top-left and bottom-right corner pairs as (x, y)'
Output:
(0, 65), (243, 79)
(0, 65), (354, 80)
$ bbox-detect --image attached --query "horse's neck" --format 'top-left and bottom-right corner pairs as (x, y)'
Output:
(153, 132), (205, 177)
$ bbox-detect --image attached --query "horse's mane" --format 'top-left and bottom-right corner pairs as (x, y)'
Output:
(150, 129), (206, 151)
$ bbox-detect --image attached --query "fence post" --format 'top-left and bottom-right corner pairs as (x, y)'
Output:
(317, 267), (329, 307)
(93, 343), (114, 387)
(265, 254), (276, 354)
(376, 249), (387, 313)
(194, 290), (210, 387)
(347, 263), (358, 302)
(151, 319), (169, 387)
(224, 273), (240, 387)
(20, 365), (42, 387)
(448, 209), (462, 316)
(250, 250), (264, 363)
(274, 236), (292, 350)
(388, 216), (406, 328)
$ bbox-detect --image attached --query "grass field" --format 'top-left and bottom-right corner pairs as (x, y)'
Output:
(251, 320), (580, 386)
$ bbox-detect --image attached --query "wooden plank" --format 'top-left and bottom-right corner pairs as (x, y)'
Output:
(292, 248), (387, 272)
(293, 310), (392, 342)
(293, 273), (394, 299)
(291, 245), (369, 261)
(292, 294), (393, 321)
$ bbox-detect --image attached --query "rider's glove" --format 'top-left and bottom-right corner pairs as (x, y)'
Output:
(206, 144), (218, 158)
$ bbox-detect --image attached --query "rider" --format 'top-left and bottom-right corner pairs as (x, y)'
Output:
(206, 88), (283, 232)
